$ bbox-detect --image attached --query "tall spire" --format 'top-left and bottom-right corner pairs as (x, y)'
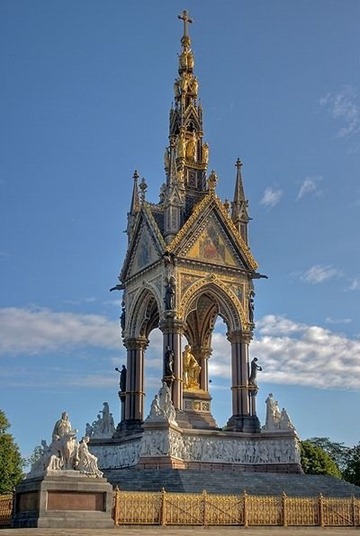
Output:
(163, 10), (211, 242)
(231, 158), (250, 243)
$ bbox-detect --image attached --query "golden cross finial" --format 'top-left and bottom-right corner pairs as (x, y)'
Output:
(178, 10), (193, 38)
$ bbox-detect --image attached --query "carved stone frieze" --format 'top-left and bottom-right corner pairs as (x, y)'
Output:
(92, 429), (300, 470)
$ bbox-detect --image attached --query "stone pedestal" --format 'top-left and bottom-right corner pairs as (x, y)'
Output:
(137, 421), (186, 469)
(13, 471), (113, 529)
(182, 389), (217, 429)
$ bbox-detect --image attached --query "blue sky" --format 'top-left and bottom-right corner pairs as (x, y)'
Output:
(1, 1), (360, 462)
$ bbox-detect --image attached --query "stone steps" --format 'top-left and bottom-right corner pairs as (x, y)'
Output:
(105, 468), (360, 497)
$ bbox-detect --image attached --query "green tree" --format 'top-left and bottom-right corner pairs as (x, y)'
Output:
(342, 443), (360, 486)
(0, 410), (24, 493)
(300, 440), (342, 478)
(307, 437), (350, 472)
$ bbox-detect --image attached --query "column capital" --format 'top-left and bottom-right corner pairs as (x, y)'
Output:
(123, 336), (148, 350)
(227, 329), (253, 344)
(159, 318), (185, 334)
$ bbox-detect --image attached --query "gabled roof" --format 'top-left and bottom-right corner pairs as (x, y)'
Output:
(167, 192), (258, 272)
(120, 203), (167, 282)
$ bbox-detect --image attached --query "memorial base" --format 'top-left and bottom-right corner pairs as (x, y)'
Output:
(13, 471), (113, 529)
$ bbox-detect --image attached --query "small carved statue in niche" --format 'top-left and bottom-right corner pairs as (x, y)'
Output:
(164, 275), (176, 310)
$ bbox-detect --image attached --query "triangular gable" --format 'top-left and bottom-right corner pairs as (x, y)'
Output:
(128, 223), (160, 277)
(120, 205), (166, 281)
(186, 218), (238, 267)
(168, 193), (258, 271)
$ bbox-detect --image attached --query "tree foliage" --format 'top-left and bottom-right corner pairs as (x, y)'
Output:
(343, 443), (360, 486)
(307, 437), (350, 472)
(300, 440), (342, 478)
(0, 410), (24, 493)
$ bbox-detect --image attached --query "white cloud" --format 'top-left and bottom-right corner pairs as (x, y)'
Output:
(296, 175), (323, 201)
(348, 278), (360, 291)
(320, 86), (360, 140)
(260, 187), (283, 208)
(2, 307), (360, 394)
(209, 314), (360, 390)
(0, 307), (119, 356)
(300, 264), (342, 284)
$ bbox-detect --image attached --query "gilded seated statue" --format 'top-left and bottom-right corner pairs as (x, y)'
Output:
(183, 344), (201, 389)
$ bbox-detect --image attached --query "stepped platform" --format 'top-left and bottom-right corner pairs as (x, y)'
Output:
(105, 467), (360, 497)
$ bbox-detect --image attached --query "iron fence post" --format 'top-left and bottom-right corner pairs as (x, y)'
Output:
(160, 487), (167, 526)
(282, 492), (287, 527)
(243, 491), (248, 527)
(318, 493), (324, 527)
(202, 489), (207, 526)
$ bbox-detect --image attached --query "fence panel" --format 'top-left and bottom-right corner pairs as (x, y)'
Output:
(165, 492), (204, 525)
(324, 497), (354, 526)
(286, 497), (319, 526)
(246, 495), (282, 526)
(0, 494), (12, 527)
(115, 490), (161, 525)
(204, 493), (244, 525)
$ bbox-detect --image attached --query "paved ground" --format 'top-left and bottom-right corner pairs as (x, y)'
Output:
(0, 528), (360, 535)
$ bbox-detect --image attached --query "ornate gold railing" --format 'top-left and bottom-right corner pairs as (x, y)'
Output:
(0, 494), (13, 527)
(2, 490), (360, 527)
(113, 488), (360, 527)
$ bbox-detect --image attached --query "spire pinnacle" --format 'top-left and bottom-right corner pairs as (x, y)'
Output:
(178, 10), (193, 42)
(127, 170), (140, 240)
(130, 170), (140, 212)
(231, 158), (249, 242)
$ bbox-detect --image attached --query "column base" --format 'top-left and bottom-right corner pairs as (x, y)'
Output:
(225, 414), (261, 433)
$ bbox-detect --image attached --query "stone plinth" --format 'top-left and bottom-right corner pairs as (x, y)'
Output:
(182, 389), (218, 429)
(13, 471), (113, 529)
(91, 426), (302, 475)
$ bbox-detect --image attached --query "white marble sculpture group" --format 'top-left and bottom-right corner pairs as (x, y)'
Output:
(263, 393), (296, 431)
(28, 412), (103, 478)
(146, 381), (177, 426)
(85, 402), (115, 439)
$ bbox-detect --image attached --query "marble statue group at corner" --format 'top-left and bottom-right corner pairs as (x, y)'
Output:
(248, 358), (296, 433)
(85, 402), (115, 439)
(263, 393), (296, 432)
(28, 412), (103, 478)
(146, 381), (177, 426)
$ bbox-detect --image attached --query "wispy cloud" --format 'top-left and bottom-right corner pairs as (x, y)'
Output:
(296, 175), (323, 201)
(348, 277), (360, 291)
(260, 187), (283, 209)
(300, 264), (342, 284)
(320, 86), (360, 142)
(209, 314), (360, 390)
(325, 317), (352, 325)
(0, 307), (119, 356)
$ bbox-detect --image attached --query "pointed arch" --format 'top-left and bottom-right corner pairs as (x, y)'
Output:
(179, 277), (246, 333)
(128, 284), (161, 339)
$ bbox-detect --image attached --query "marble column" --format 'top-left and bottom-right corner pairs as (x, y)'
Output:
(226, 329), (260, 432)
(160, 319), (184, 410)
(123, 336), (147, 426)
